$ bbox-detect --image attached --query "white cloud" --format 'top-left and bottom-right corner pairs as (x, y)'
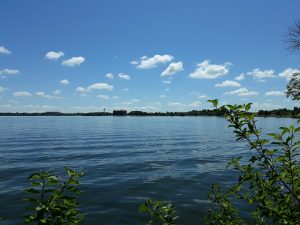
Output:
(189, 60), (231, 79)
(160, 94), (166, 98)
(35, 91), (45, 97)
(265, 91), (284, 96)
(162, 80), (171, 84)
(62, 56), (85, 67)
(118, 73), (130, 80)
(45, 51), (64, 60)
(35, 91), (62, 99)
(112, 96), (120, 99)
(0, 46), (11, 54)
(224, 88), (259, 96)
(122, 88), (129, 91)
(197, 95), (208, 99)
(121, 99), (139, 105)
(75, 87), (86, 93)
(105, 73), (114, 79)
(0, 86), (6, 93)
(239, 91), (259, 96)
(215, 80), (241, 88)
(60, 79), (69, 85)
(97, 95), (109, 100)
(189, 101), (202, 107)
(53, 90), (61, 95)
(130, 60), (138, 65)
(161, 61), (183, 76)
(87, 83), (113, 91)
(135, 54), (174, 69)
(278, 68), (300, 81)
(247, 68), (275, 80)
(168, 102), (185, 107)
(0, 68), (20, 75)
(14, 91), (32, 97)
(235, 73), (245, 81)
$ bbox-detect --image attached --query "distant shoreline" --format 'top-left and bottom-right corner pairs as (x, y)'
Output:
(0, 107), (299, 118)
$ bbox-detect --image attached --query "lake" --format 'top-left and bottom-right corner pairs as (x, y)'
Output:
(0, 116), (296, 224)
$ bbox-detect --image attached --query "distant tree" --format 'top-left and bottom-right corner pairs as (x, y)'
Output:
(285, 21), (300, 100)
(287, 21), (300, 51)
(286, 73), (300, 100)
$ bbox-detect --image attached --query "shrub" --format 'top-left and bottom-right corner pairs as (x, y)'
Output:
(23, 167), (84, 225)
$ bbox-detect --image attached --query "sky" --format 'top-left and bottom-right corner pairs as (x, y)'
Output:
(1, 0), (300, 113)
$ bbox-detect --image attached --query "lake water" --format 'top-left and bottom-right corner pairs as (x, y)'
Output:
(0, 116), (296, 224)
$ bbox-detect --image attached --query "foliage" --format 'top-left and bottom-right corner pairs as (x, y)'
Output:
(23, 167), (84, 225)
(286, 73), (300, 101)
(205, 184), (246, 225)
(287, 20), (300, 51)
(139, 198), (179, 225)
(206, 99), (300, 225)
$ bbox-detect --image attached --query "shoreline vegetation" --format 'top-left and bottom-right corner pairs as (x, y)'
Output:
(1, 107), (300, 117)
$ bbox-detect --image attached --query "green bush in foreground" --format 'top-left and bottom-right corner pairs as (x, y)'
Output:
(23, 167), (84, 225)
(141, 100), (300, 225)
(139, 198), (179, 225)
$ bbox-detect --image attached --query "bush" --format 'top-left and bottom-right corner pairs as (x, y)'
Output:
(23, 167), (84, 225)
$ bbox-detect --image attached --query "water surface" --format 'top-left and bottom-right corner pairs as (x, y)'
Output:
(0, 116), (295, 224)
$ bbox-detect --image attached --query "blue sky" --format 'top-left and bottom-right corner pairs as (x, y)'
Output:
(1, 0), (300, 112)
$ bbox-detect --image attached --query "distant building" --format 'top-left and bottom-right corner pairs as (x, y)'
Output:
(113, 110), (127, 116)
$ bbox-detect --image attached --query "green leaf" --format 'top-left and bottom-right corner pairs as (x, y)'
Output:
(207, 99), (219, 108)
(25, 188), (40, 194)
(245, 103), (252, 111)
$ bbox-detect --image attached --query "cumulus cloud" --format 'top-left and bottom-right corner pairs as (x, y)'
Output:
(161, 61), (183, 76)
(215, 80), (241, 88)
(162, 80), (171, 84)
(97, 95), (109, 99)
(118, 73), (130, 80)
(45, 51), (64, 60)
(35, 91), (45, 97)
(135, 54), (174, 69)
(0, 46), (11, 54)
(105, 73), (114, 79)
(60, 79), (69, 85)
(35, 91), (62, 99)
(168, 102), (185, 107)
(87, 83), (113, 91)
(62, 56), (85, 67)
(53, 90), (61, 95)
(235, 73), (245, 81)
(189, 101), (202, 107)
(224, 88), (259, 96)
(198, 95), (208, 99)
(130, 60), (138, 65)
(121, 99), (140, 105)
(247, 68), (275, 80)
(189, 60), (231, 79)
(265, 91), (284, 96)
(14, 91), (32, 97)
(0, 68), (20, 75)
(75, 87), (86, 93)
(278, 68), (300, 80)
